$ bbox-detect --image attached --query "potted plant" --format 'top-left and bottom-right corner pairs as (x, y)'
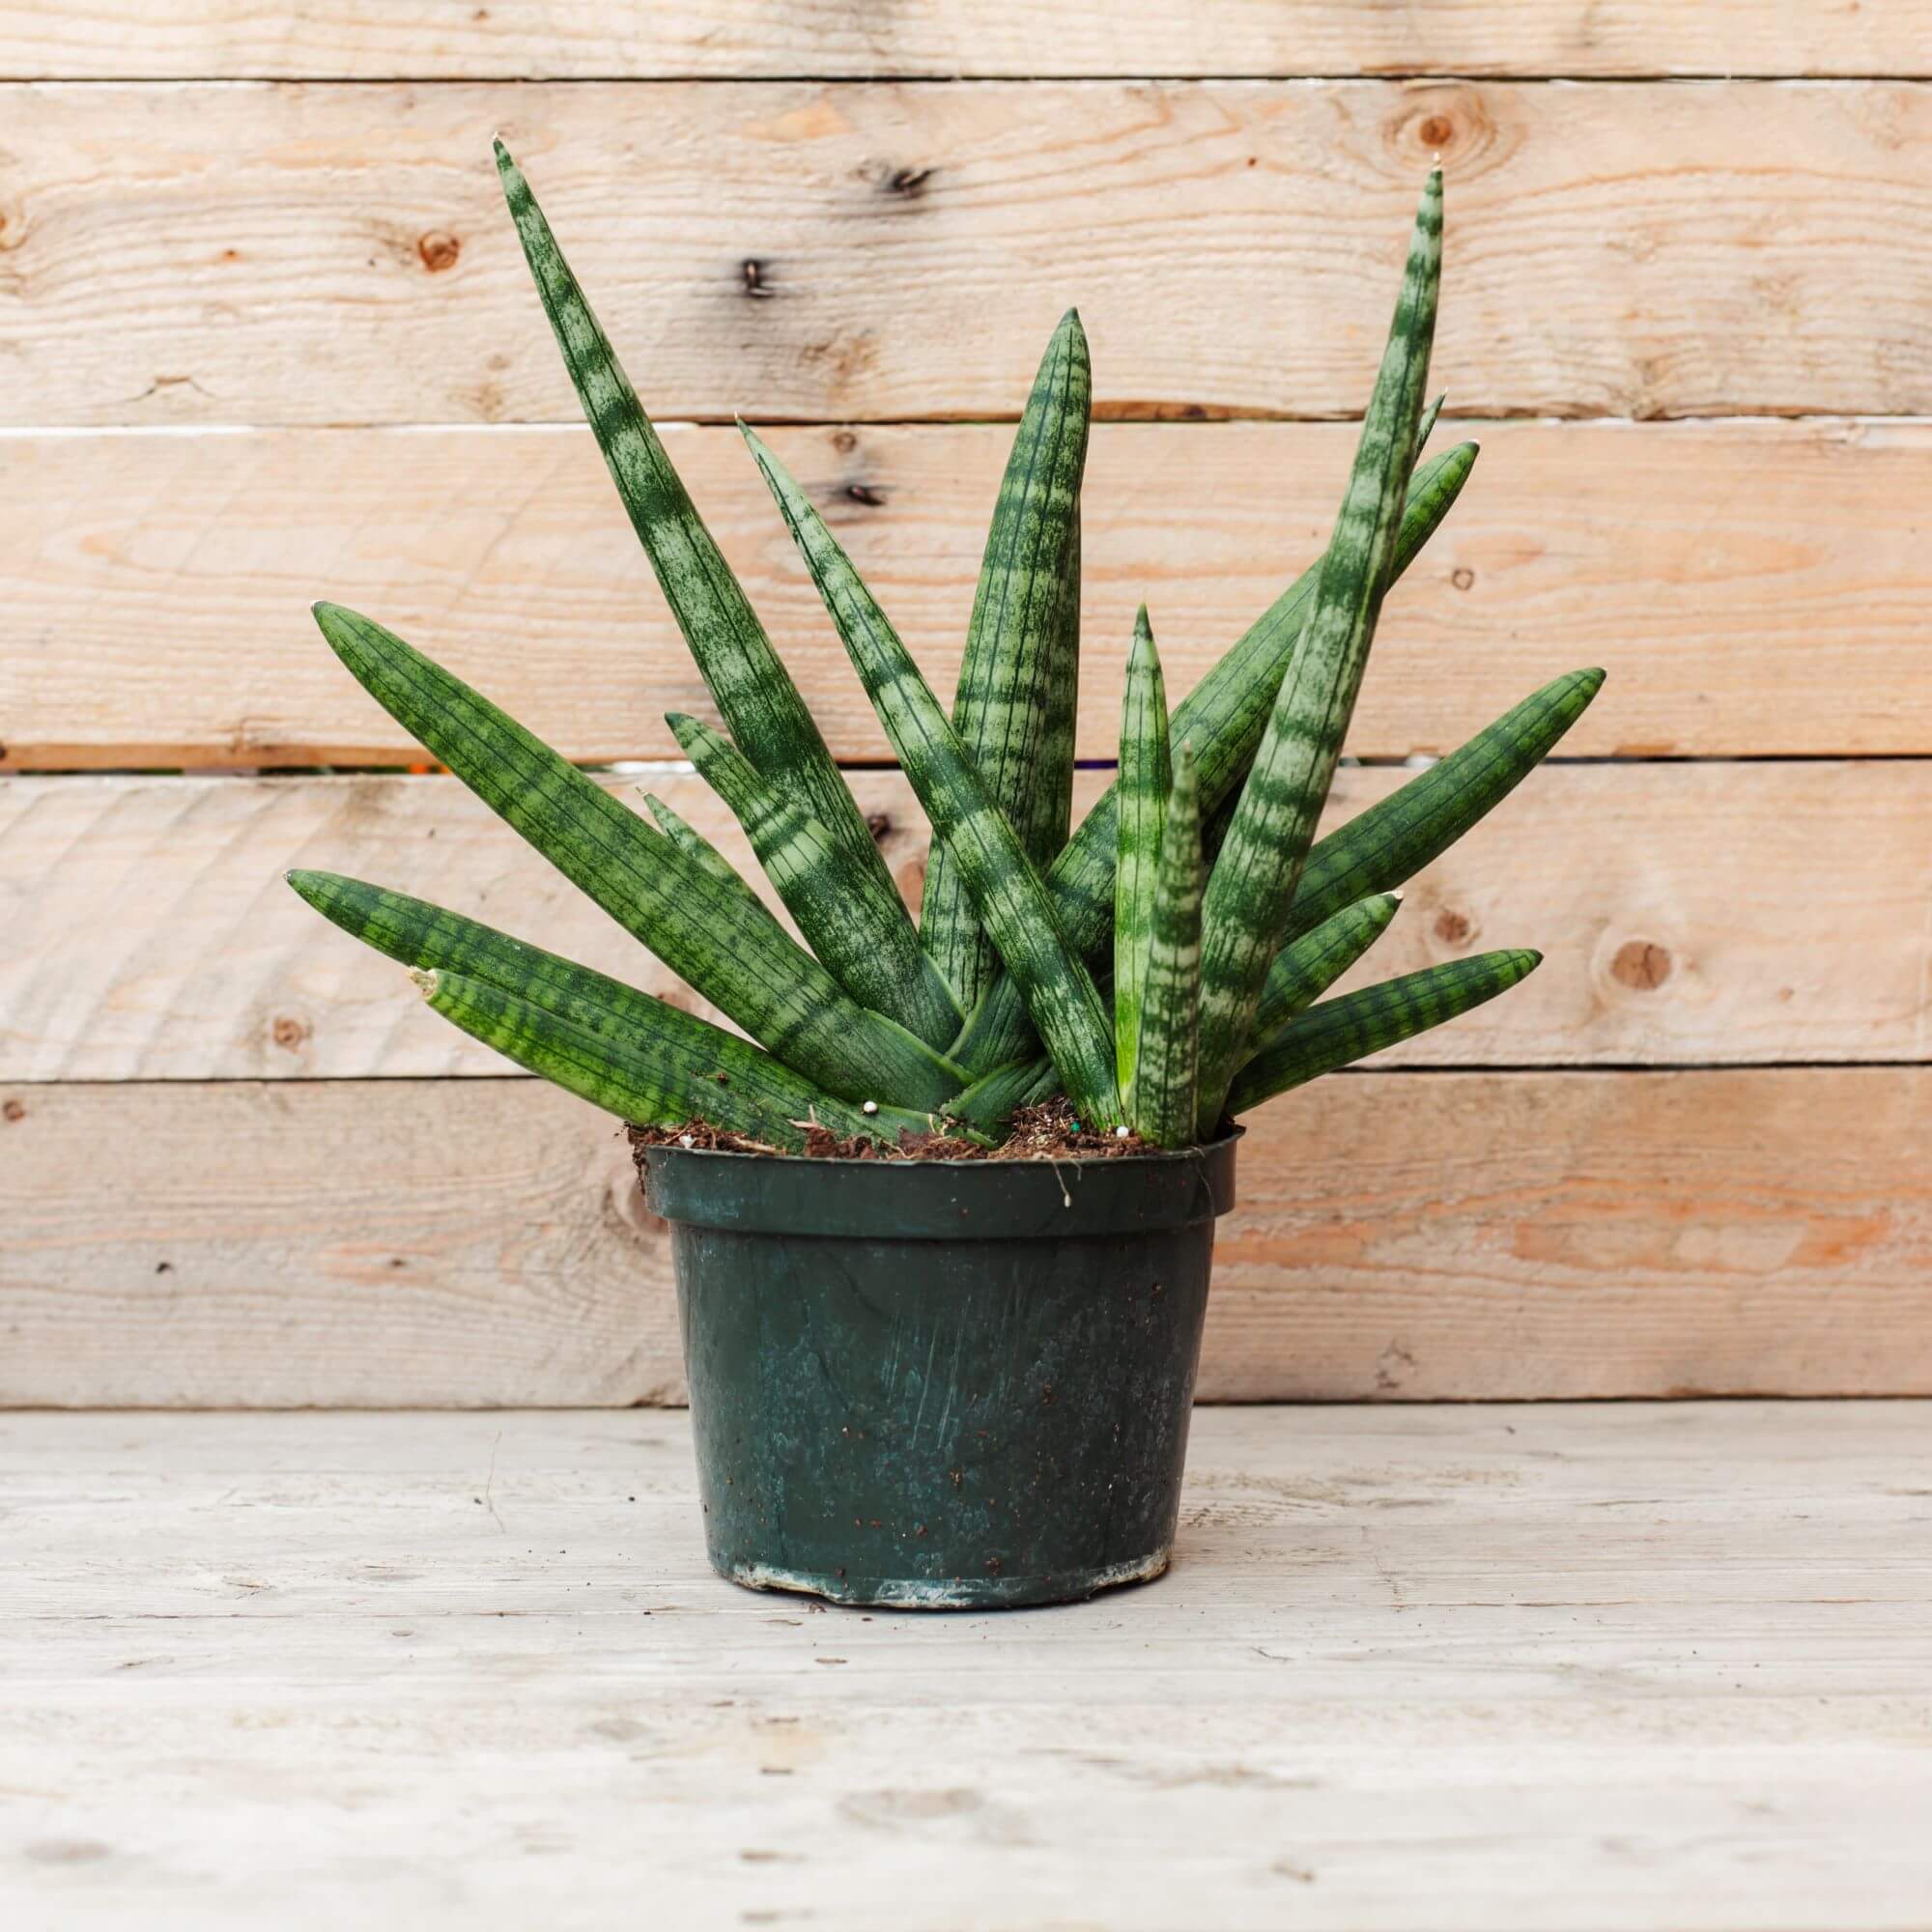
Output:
(290, 147), (1602, 1607)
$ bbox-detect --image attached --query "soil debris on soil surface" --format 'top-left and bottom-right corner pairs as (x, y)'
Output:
(628, 1098), (1162, 1166)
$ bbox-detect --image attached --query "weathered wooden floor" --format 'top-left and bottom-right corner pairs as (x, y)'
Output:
(5, 1404), (1928, 1930)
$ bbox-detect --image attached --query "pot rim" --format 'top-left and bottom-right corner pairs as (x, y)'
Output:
(636, 1122), (1243, 1172)
(639, 1125), (1241, 1240)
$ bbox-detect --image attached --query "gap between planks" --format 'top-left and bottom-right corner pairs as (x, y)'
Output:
(5, 1070), (1931, 1406)
(6, 761), (1931, 1081)
(10, 80), (1932, 425)
(10, 417), (1932, 768)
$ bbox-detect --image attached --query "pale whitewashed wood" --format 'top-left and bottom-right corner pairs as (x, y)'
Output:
(9, 81), (1932, 425)
(2, 1406), (1928, 1931)
(5, 762), (1926, 1082)
(6, 1070), (1930, 1406)
(8, 417), (1930, 769)
(7, 3), (1930, 80)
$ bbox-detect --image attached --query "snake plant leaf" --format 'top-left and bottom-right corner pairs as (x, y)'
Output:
(310, 601), (962, 1111)
(951, 433), (1477, 1075)
(494, 141), (899, 912)
(1114, 608), (1172, 1098)
(640, 790), (788, 936)
(744, 427), (1124, 1128)
(1252, 892), (1403, 1047)
(1195, 170), (1443, 1131)
(1415, 392), (1445, 458)
(288, 869), (938, 1143)
(668, 713), (960, 1049)
(1132, 741), (1205, 1148)
(922, 310), (1091, 1009)
(1227, 950), (1541, 1116)
(1037, 508), (1082, 858)
(1283, 667), (1606, 946)
(414, 966), (942, 1151)
(944, 1053), (1061, 1132)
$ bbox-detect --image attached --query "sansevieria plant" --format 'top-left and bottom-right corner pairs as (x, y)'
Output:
(290, 149), (1603, 1153)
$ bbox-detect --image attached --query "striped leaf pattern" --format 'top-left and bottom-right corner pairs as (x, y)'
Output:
(494, 142), (901, 916)
(1113, 608), (1171, 1097)
(921, 311), (1091, 1009)
(668, 713), (960, 1049)
(1034, 509), (1082, 861)
(1283, 668), (1606, 946)
(312, 602), (962, 1111)
(944, 1053), (1060, 1132)
(1227, 951), (1542, 1116)
(640, 790), (788, 935)
(1252, 892), (1403, 1047)
(416, 968), (939, 1151)
(1132, 741), (1205, 1148)
(744, 428), (1124, 1128)
(286, 871), (934, 1143)
(1194, 171), (1443, 1131)
(951, 434), (1477, 1075)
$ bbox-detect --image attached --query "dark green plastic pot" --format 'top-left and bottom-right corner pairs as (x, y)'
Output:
(638, 1132), (1239, 1610)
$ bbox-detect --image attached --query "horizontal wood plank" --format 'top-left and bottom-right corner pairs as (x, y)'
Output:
(9, 4), (1932, 80)
(6, 1069), (1930, 1405)
(8, 417), (1930, 769)
(6, 761), (1927, 1082)
(8, 81), (1932, 425)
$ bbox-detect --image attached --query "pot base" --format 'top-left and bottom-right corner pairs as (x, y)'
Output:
(725, 1548), (1171, 1611)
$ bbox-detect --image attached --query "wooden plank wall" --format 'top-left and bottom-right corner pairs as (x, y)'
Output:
(3, 5), (1929, 1405)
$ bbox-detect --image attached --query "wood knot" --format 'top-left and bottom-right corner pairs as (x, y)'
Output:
(740, 257), (774, 298)
(1450, 566), (1475, 591)
(1417, 115), (1456, 151)
(831, 429), (858, 454)
(2, 1098), (24, 1122)
(886, 165), (934, 199)
(1610, 940), (1672, 990)
(866, 811), (893, 841)
(416, 231), (461, 272)
(270, 1015), (310, 1051)
(1434, 909), (1472, 946)
(844, 482), (886, 506)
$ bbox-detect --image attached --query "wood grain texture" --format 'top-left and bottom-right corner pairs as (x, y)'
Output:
(8, 80), (1932, 426)
(6, 1069), (1931, 1406)
(7, 761), (1928, 1083)
(4, 1406), (1930, 1928)
(7, 3), (1931, 80)
(10, 417), (1930, 770)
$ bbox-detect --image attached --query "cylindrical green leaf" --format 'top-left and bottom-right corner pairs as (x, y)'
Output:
(922, 310), (1091, 1009)
(641, 790), (789, 937)
(494, 141), (901, 911)
(1282, 668), (1606, 945)
(311, 601), (963, 1111)
(1114, 607), (1171, 1098)
(1196, 171), (1443, 1133)
(1132, 742), (1205, 1148)
(952, 435), (1478, 1074)
(415, 965), (941, 1149)
(668, 713), (960, 1049)
(943, 1053), (1061, 1133)
(288, 869), (935, 1144)
(744, 427), (1124, 1129)
(1253, 892), (1402, 1046)
(1227, 950), (1542, 1117)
